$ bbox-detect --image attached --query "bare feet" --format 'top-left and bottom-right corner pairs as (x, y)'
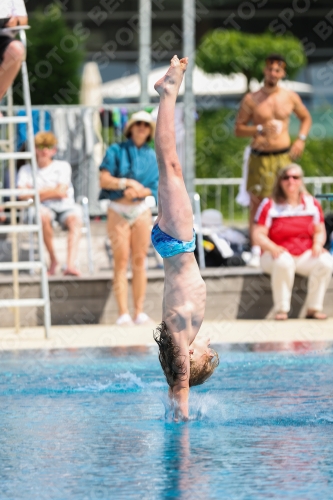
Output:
(306, 310), (327, 320)
(154, 55), (188, 97)
(275, 312), (288, 320)
(64, 267), (81, 277)
(0, 206), (6, 223)
(48, 259), (58, 276)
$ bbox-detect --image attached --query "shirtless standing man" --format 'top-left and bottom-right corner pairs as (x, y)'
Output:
(235, 53), (312, 244)
(152, 56), (219, 421)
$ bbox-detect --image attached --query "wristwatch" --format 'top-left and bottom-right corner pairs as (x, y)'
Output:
(256, 124), (263, 135)
(298, 133), (307, 141)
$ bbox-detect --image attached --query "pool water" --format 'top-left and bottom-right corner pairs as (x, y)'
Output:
(1, 343), (333, 500)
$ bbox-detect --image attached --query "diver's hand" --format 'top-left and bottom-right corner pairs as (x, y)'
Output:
(172, 386), (189, 421)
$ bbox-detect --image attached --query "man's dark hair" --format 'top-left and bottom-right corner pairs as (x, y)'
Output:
(265, 53), (286, 67)
(154, 322), (219, 387)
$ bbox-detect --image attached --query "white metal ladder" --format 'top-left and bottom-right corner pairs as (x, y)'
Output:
(0, 29), (51, 338)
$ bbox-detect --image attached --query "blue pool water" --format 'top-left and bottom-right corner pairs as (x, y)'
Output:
(1, 343), (333, 500)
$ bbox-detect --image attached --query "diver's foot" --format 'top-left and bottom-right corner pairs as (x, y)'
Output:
(154, 55), (188, 97)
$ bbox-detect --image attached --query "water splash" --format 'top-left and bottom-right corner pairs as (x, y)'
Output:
(115, 371), (145, 388)
(71, 372), (165, 395)
(156, 390), (227, 422)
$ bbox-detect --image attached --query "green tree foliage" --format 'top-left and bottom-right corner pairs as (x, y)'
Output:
(196, 30), (307, 90)
(14, 4), (84, 105)
(196, 109), (247, 179)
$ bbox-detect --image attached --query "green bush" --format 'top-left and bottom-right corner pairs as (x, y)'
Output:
(196, 108), (247, 179)
(14, 4), (84, 105)
(196, 30), (306, 91)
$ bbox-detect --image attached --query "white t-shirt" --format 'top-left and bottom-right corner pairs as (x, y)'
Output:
(17, 160), (76, 212)
(0, 0), (27, 18)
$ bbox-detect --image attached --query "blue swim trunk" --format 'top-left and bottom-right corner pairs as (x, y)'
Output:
(151, 224), (196, 258)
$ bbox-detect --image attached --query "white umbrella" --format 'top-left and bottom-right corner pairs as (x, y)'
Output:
(101, 65), (313, 100)
(80, 62), (103, 106)
(80, 62), (104, 206)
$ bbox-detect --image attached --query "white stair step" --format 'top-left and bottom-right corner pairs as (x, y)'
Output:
(0, 188), (36, 196)
(0, 224), (39, 234)
(0, 261), (43, 271)
(3, 200), (33, 209)
(0, 298), (46, 308)
(0, 116), (29, 125)
(0, 152), (33, 160)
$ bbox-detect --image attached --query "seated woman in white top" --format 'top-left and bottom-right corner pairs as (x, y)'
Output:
(253, 163), (333, 320)
(0, 0), (28, 100)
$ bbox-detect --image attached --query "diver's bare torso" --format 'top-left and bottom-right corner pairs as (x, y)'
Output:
(162, 252), (206, 345)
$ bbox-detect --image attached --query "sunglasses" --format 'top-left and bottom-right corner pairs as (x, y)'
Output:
(134, 121), (150, 127)
(281, 175), (301, 181)
(36, 144), (55, 150)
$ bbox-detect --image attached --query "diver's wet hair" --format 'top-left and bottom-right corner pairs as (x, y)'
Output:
(153, 322), (219, 387)
(189, 348), (219, 387)
(154, 322), (187, 387)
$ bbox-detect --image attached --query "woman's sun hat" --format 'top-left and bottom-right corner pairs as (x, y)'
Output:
(124, 110), (156, 140)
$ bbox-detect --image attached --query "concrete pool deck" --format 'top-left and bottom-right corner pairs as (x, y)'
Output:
(0, 319), (332, 351)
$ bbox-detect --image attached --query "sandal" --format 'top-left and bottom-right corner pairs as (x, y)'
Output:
(306, 311), (327, 320)
(275, 312), (288, 321)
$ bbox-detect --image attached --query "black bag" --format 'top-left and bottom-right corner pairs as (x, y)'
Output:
(194, 231), (249, 267)
(324, 213), (333, 250)
(0, 19), (10, 29)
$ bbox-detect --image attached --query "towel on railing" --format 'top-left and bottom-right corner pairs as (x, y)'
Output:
(236, 145), (251, 207)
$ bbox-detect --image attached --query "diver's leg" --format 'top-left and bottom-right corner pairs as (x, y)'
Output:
(154, 56), (193, 241)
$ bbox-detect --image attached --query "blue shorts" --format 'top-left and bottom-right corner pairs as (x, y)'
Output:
(151, 224), (196, 258)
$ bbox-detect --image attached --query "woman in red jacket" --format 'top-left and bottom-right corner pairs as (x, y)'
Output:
(253, 164), (333, 320)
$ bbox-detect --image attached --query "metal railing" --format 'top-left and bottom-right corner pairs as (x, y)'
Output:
(0, 103), (332, 221)
(195, 176), (333, 223)
(0, 103), (186, 216)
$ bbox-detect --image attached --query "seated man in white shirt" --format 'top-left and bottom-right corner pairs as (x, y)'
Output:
(17, 131), (83, 276)
(0, 0), (28, 100)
